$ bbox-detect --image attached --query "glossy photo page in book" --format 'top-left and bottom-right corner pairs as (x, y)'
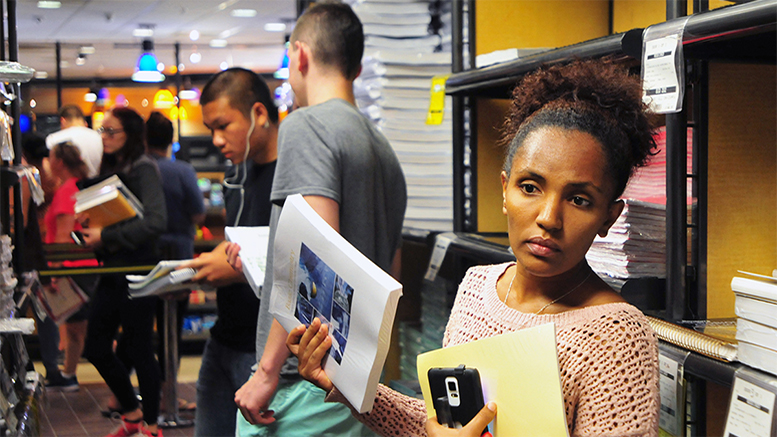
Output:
(269, 194), (402, 413)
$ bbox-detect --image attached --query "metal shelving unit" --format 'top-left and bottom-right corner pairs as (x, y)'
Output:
(444, 1), (776, 433)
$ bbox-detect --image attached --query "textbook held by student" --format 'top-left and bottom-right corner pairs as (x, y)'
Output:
(74, 174), (144, 229)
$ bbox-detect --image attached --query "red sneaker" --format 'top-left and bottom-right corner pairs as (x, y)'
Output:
(137, 423), (163, 437)
(104, 417), (142, 437)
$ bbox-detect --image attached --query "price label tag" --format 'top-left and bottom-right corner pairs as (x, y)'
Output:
(426, 75), (450, 125)
(658, 345), (688, 436)
(641, 18), (690, 114)
(424, 234), (452, 282)
(724, 368), (777, 437)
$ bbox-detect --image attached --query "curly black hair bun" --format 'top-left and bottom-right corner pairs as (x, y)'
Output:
(502, 58), (659, 199)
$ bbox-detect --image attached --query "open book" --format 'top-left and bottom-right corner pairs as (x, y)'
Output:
(269, 194), (402, 413)
(224, 226), (270, 293)
(75, 175), (144, 228)
(126, 260), (209, 298)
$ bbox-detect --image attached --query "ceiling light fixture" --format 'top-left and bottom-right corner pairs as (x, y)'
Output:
(133, 24), (155, 38)
(34, 71), (48, 79)
(209, 39), (228, 48)
(264, 23), (286, 32)
(132, 39), (165, 83)
(79, 46), (96, 55)
(189, 51), (202, 64)
(84, 92), (97, 103)
(219, 61), (229, 71)
(178, 88), (199, 100)
(230, 9), (257, 18)
(218, 27), (240, 39)
(37, 1), (61, 9)
(189, 30), (200, 41)
(75, 54), (86, 66)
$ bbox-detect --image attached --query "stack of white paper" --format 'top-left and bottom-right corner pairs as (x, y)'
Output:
(731, 272), (777, 376)
(352, 0), (454, 231)
(586, 200), (667, 280)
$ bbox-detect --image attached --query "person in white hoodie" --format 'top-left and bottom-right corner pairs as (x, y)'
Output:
(46, 104), (102, 178)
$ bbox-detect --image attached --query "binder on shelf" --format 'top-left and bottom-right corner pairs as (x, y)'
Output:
(74, 175), (144, 229)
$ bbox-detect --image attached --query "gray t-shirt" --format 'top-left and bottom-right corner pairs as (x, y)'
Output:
(255, 98), (407, 366)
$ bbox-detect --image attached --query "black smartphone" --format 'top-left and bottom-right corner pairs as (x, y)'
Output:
(428, 365), (486, 430)
(70, 230), (86, 247)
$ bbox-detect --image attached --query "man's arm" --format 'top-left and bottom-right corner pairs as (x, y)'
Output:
(234, 195), (339, 425)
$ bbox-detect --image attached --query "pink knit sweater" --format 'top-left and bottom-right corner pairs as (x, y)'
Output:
(328, 263), (659, 436)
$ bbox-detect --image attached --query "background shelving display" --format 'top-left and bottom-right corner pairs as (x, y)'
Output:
(441, 0), (776, 435)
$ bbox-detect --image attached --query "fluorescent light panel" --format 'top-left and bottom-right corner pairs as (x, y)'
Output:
(264, 23), (286, 32)
(133, 28), (154, 38)
(230, 9), (256, 18)
(37, 1), (61, 9)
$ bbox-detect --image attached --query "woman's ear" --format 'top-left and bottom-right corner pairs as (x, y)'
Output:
(598, 199), (625, 237)
(501, 171), (509, 215)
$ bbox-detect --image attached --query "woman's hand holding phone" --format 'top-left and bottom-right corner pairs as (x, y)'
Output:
(426, 402), (496, 437)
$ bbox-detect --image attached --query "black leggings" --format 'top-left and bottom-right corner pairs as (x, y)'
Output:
(84, 273), (160, 425)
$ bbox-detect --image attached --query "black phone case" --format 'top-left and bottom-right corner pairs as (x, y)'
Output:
(428, 365), (485, 429)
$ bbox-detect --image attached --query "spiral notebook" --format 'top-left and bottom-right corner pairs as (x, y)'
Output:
(647, 316), (738, 362)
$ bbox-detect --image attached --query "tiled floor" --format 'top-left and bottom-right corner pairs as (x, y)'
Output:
(34, 357), (201, 437)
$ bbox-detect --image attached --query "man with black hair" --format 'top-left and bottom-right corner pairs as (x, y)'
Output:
(231, 2), (406, 436)
(185, 68), (278, 437)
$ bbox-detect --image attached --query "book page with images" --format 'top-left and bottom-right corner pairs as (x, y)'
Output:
(269, 194), (402, 413)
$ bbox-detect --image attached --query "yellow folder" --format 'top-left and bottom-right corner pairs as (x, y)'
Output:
(416, 323), (569, 436)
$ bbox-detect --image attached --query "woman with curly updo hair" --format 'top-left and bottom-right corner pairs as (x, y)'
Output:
(288, 59), (661, 437)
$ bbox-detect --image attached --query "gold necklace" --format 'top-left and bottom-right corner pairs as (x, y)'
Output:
(503, 267), (592, 315)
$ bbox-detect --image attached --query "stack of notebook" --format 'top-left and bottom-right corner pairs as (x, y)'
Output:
(731, 271), (777, 376)
(587, 127), (694, 286)
(352, 0), (454, 231)
(586, 200), (666, 283)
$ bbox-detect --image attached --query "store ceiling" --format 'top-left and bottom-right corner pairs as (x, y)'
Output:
(15, 0), (298, 81)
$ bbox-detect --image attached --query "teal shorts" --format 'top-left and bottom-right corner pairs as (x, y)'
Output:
(236, 378), (375, 437)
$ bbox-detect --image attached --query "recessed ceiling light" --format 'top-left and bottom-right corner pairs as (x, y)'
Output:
(230, 9), (256, 18)
(34, 71), (48, 79)
(37, 1), (61, 9)
(189, 30), (200, 41)
(264, 23), (286, 32)
(133, 28), (154, 38)
(75, 55), (86, 66)
(219, 61), (229, 70)
(79, 46), (96, 55)
(209, 39), (228, 48)
(218, 27), (240, 39)
(189, 52), (201, 64)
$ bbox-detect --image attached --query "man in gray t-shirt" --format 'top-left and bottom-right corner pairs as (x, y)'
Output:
(232, 3), (406, 436)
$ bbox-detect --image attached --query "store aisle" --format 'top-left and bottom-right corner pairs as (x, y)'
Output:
(35, 357), (200, 436)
